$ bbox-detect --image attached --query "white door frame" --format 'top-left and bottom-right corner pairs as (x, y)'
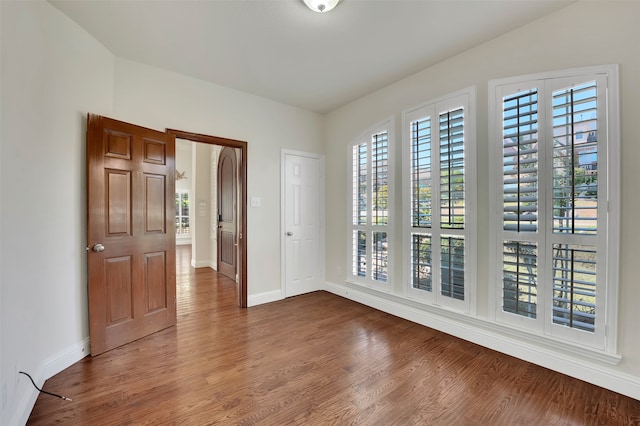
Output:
(280, 149), (325, 298)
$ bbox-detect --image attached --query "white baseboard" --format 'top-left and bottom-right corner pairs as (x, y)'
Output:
(248, 289), (283, 307)
(12, 337), (90, 426)
(12, 378), (40, 426)
(190, 260), (214, 269)
(323, 280), (640, 401)
(42, 337), (90, 379)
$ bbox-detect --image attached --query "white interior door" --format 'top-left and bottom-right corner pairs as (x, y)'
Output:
(282, 151), (323, 297)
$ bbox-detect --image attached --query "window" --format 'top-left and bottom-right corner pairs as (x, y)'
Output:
(175, 191), (190, 236)
(489, 65), (619, 351)
(348, 120), (393, 290)
(403, 88), (476, 313)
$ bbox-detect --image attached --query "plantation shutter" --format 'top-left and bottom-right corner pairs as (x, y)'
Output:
(549, 79), (600, 338)
(411, 118), (432, 228)
(371, 132), (389, 283)
(349, 124), (392, 290)
(352, 143), (368, 278)
(440, 108), (465, 229)
(502, 89), (539, 232)
(405, 90), (474, 313)
(551, 81), (598, 235)
(500, 88), (540, 322)
(492, 68), (613, 350)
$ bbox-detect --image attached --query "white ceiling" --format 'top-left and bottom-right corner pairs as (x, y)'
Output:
(50, 0), (573, 114)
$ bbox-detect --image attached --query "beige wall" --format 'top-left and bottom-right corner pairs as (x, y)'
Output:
(112, 58), (326, 298)
(3, 1), (640, 424)
(325, 0), (640, 387)
(192, 143), (213, 267)
(1, 1), (115, 424)
(1, 2), (325, 424)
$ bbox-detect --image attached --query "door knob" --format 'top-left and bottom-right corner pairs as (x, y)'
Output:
(286, 232), (293, 236)
(92, 243), (105, 253)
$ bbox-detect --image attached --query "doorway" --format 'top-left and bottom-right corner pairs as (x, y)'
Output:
(169, 129), (247, 308)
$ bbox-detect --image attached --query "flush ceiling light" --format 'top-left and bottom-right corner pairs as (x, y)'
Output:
(302, 0), (341, 13)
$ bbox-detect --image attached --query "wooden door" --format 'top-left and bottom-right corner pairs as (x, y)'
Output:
(283, 152), (323, 297)
(87, 114), (176, 356)
(217, 147), (237, 280)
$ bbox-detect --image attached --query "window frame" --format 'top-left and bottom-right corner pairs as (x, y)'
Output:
(488, 65), (620, 353)
(402, 87), (477, 314)
(346, 118), (394, 291)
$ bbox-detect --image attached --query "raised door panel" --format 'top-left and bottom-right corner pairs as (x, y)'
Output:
(104, 130), (132, 160)
(106, 170), (132, 236)
(220, 232), (235, 265)
(144, 174), (166, 234)
(144, 251), (167, 314)
(143, 138), (167, 165)
(220, 156), (235, 221)
(104, 256), (133, 325)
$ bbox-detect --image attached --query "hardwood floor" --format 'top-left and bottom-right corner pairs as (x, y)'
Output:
(28, 246), (640, 425)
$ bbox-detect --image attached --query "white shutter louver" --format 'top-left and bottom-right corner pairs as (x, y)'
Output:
(440, 108), (465, 229)
(502, 89), (539, 232)
(441, 236), (464, 300)
(411, 118), (432, 227)
(411, 233), (432, 291)
(353, 143), (367, 226)
(502, 241), (537, 318)
(372, 132), (389, 226)
(552, 244), (597, 332)
(552, 81), (598, 235)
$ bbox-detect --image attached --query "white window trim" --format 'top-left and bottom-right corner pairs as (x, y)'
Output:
(488, 64), (620, 355)
(346, 117), (395, 292)
(402, 87), (477, 315)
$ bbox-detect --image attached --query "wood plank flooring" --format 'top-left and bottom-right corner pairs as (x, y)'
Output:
(28, 245), (640, 425)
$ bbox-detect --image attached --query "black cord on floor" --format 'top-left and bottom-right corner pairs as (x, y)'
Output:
(19, 371), (73, 401)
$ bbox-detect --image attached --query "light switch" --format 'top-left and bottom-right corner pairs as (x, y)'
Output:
(250, 196), (261, 207)
(198, 200), (207, 217)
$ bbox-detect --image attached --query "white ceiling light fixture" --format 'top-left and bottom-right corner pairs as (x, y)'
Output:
(302, 0), (341, 13)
